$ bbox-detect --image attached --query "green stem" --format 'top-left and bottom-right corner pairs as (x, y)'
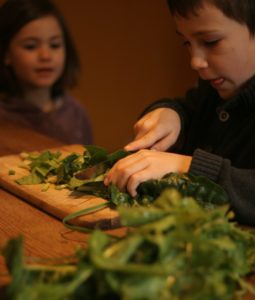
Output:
(62, 203), (109, 233)
(25, 264), (77, 273)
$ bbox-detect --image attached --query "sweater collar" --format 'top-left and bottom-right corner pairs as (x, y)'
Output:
(221, 75), (255, 111)
(0, 94), (64, 113)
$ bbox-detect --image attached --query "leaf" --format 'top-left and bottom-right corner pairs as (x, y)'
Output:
(15, 172), (43, 185)
(105, 149), (131, 167)
(84, 145), (108, 166)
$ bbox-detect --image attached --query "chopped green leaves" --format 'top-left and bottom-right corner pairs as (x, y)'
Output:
(3, 190), (255, 300)
(15, 146), (131, 190)
(8, 169), (15, 175)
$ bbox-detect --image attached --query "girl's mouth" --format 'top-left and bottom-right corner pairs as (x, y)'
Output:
(35, 68), (55, 78)
(36, 68), (53, 72)
(210, 77), (225, 88)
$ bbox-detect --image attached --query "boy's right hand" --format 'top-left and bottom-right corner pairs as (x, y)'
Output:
(125, 108), (181, 152)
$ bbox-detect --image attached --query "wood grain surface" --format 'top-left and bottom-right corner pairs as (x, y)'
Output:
(0, 144), (120, 230)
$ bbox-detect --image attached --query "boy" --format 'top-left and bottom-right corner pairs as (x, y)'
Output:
(104, 0), (255, 227)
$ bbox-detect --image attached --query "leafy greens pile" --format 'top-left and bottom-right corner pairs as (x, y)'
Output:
(14, 145), (230, 231)
(3, 189), (255, 300)
(15, 145), (228, 207)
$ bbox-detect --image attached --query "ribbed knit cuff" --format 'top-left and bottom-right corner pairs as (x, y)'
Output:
(139, 98), (183, 118)
(189, 148), (223, 182)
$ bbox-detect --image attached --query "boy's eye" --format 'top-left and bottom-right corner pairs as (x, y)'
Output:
(203, 39), (220, 47)
(182, 40), (190, 47)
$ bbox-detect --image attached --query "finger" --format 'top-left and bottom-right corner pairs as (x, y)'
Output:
(133, 116), (153, 137)
(125, 131), (160, 151)
(111, 155), (149, 190)
(104, 154), (135, 188)
(150, 134), (176, 151)
(126, 168), (150, 197)
(105, 152), (150, 190)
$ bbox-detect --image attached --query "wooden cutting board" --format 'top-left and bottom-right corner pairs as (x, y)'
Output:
(0, 144), (120, 230)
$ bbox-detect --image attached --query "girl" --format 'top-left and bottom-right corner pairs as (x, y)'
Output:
(0, 0), (92, 144)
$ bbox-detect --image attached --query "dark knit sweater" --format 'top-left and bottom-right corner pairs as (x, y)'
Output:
(143, 78), (255, 227)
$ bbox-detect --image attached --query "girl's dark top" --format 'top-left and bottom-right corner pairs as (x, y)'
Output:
(142, 77), (255, 227)
(0, 93), (93, 145)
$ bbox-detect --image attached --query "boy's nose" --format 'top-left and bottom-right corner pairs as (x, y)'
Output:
(190, 55), (208, 71)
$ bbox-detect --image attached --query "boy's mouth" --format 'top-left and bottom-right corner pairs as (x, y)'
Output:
(210, 77), (225, 88)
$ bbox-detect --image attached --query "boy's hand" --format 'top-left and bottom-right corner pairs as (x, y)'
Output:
(104, 150), (192, 197)
(125, 108), (181, 152)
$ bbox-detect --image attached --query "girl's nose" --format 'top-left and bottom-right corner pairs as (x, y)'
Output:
(190, 54), (208, 71)
(38, 46), (51, 60)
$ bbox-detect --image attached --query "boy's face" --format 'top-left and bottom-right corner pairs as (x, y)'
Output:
(174, 2), (255, 99)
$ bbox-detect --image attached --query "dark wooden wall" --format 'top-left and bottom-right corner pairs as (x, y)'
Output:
(49, 1), (197, 150)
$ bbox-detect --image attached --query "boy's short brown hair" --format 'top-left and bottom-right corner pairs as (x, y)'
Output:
(167, 0), (255, 35)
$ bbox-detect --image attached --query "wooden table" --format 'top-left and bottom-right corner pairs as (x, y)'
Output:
(0, 120), (123, 299)
(0, 119), (254, 300)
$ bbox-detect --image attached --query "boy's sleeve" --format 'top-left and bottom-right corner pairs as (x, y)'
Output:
(139, 79), (205, 119)
(190, 148), (255, 227)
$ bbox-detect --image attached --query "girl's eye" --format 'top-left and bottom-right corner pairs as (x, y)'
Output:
(23, 44), (37, 50)
(50, 37), (64, 49)
(50, 42), (63, 49)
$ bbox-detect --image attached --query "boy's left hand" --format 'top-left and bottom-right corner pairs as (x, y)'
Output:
(125, 108), (181, 152)
(104, 149), (192, 197)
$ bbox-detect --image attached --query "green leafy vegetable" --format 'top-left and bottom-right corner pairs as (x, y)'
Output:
(15, 150), (62, 185)
(3, 190), (255, 300)
(14, 145), (229, 231)
(8, 169), (15, 176)
(15, 145), (131, 187)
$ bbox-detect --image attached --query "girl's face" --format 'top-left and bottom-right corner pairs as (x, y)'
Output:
(174, 3), (255, 99)
(5, 15), (65, 92)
